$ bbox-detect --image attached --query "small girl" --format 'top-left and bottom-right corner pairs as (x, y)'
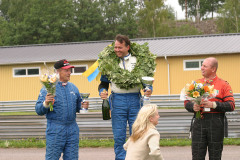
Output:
(123, 104), (164, 160)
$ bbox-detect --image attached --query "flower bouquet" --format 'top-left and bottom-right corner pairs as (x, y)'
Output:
(181, 81), (217, 119)
(40, 73), (58, 111)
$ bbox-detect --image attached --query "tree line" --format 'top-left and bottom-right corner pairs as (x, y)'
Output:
(0, 0), (239, 46)
(178, 0), (240, 33)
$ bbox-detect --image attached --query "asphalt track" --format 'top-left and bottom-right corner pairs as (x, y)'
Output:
(0, 145), (240, 160)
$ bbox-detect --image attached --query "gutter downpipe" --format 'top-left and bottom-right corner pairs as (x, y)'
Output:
(42, 61), (46, 75)
(43, 61), (49, 73)
(44, 61), (47, 67)
(43, 61), (51, 70)
(43, 61), (55, 73)
(43, 61), (48, 71)
(164, 56), (171, 95)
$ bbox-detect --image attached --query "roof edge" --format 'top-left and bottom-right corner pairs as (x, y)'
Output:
(132, 33), (240, 41)
(0, 59), (97, 66)
(1, 33), (240, 48)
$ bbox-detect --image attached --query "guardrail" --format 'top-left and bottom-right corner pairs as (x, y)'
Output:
(0, 110), (240, 140)
(0, 94), (240, 140)
(0, 98), (103, 112)
(1, 94), (240, 112)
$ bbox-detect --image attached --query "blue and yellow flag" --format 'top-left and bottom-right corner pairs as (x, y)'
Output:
(83, 60), (101, 82)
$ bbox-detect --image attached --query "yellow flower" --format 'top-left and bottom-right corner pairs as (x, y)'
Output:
(49, 74), (57, 83)
(208, 85), (215, 94)
(193, 91), (200, 98)
(40, 74), (48, 82)
(209, 85), (214, 89)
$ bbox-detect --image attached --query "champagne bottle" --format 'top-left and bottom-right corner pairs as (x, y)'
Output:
(102, 99), (111, 120)
(102, 89), (111, 120)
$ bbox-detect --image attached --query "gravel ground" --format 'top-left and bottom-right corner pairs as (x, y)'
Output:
(0, 145), (240, 160)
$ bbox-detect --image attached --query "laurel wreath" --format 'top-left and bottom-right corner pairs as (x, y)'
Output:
(98, 42), (156, 90)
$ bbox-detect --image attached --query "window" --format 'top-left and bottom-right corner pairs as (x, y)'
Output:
(71, 65), (87, 75)
(13, 67), (40, 77)
(183, 59), (204, 70)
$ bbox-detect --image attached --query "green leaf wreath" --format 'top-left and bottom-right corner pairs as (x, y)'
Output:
(98, 42), (156, 90)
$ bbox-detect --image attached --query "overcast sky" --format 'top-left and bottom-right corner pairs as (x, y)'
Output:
(165, 0), (185, 20)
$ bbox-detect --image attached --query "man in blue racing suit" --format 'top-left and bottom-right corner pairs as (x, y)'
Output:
(36, 59), (89, 160)
(98, 34), (153, 160)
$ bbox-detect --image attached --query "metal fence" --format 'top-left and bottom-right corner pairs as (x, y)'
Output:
(1, 93), (240, 112)
(0, 94), (240, 140)
(0, 110), (240, 140)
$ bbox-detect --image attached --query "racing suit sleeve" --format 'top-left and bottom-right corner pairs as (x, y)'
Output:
(184, 100), (194, 113)
(76, 89), (82, 113)
(35, 88), (49, 115)
(98, 75), (110, 94)
(215, 83), (235, 112)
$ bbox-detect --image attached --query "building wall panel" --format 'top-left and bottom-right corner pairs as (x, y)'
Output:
(1, 53), (240, 101)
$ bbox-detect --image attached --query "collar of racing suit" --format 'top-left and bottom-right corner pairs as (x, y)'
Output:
(204, 75), (217, 85)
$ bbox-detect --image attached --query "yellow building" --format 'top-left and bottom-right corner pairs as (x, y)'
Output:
(1, 33), (240, 101)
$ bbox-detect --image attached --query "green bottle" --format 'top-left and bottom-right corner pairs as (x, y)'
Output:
(101, 89), (111, 120)
(102, 99), (111, 120)
(102, 89), (111, 120)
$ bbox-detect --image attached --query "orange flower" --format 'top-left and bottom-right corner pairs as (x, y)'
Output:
(189, 84), (195, 91)
(193, 91), (200, 98)
(204, 86), (209, 92)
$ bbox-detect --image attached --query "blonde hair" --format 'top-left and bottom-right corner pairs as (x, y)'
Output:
(130, 104), (158, 142)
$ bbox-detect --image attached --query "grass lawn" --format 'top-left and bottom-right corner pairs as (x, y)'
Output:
(0, 138), (239, 148)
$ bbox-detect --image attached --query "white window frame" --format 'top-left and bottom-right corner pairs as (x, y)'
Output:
(71, 65), (88, 75)
(183, 59), (204, 71)
(13, 67), (40, 77)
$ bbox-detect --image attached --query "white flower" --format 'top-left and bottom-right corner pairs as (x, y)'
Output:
(197, 83), (203, 89)
(40, 74), (49, 82)
(49, 74), (57, 83)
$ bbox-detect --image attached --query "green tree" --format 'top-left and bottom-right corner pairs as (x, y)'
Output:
(99, 0), (138, 39)
(99, 0), (122, 39)
(168, 22), (202, 36)
(178, 0), (225, 20)
(73, 0), (105, 41)
(116, 0), (139, 38)
(0, 17), (7, 45)
(0, 0), (32, 21)
(0, 0), (206, 46)
(0, 0), (78, 45)
(0, 0), (33, 45)
(204, 0), (225, 18)
(22, 0), (77, 44)
(137, 0), (174, 37)
(217, 0), (240, 33)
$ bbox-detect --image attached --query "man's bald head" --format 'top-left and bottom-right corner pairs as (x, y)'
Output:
(205, 57), (218, 72)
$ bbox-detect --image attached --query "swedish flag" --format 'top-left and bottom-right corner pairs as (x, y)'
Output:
(82, 60), (101, 82)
